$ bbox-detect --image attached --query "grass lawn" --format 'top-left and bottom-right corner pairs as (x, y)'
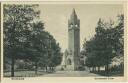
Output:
(4, 70), (53, 77)
(91, 71), (124, 77)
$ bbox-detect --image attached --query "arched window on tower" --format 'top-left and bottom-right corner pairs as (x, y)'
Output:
(69, 50), (72, 55)
(67, 59), (72, 65)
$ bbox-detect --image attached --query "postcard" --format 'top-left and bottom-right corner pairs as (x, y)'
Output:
(0, 1), (127, 83)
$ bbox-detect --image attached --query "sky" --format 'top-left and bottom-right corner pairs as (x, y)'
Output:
(39, 4), (123, 52)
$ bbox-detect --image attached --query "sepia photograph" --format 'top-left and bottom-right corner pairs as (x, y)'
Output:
(2, 2), (125, 79)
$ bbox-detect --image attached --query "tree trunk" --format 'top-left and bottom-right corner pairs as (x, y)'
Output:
(52, 67), (54, 71)
(94, 67), (96, 72)
(88, 67), (90, 71)
(105, 64), (109, 76)
(92, 67), (95, 72)
(35, 62), (38, 75)
(51, 67), (53, 72)
(45, 66), (47, 72)
(52, 67), (54, 72)
(50, 67), (52, 72)
(98, 66), (100, 72)
(11, 56), (15, 77)
(105, 64), (109, 71)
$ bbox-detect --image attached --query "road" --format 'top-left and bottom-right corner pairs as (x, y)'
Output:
(41, 71), (100, 77)
(4, 71), (101, 77)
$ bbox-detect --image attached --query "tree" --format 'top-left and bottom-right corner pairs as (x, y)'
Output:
(95, 19), (114, 72)
(83, 18), (115, 72)
(83, 15), (124, 75)
(28, 21), (45, 74)
(108, 15), (124, 72)
(41, 33), (62, 72)
(111, 14), (124, 56)
(3, 4), (40, 77)
(28, 25), (62, 73)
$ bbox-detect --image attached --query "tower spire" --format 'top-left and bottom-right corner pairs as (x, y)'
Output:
(73, 8), (76, 15)
(70, 8), (77, 22)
